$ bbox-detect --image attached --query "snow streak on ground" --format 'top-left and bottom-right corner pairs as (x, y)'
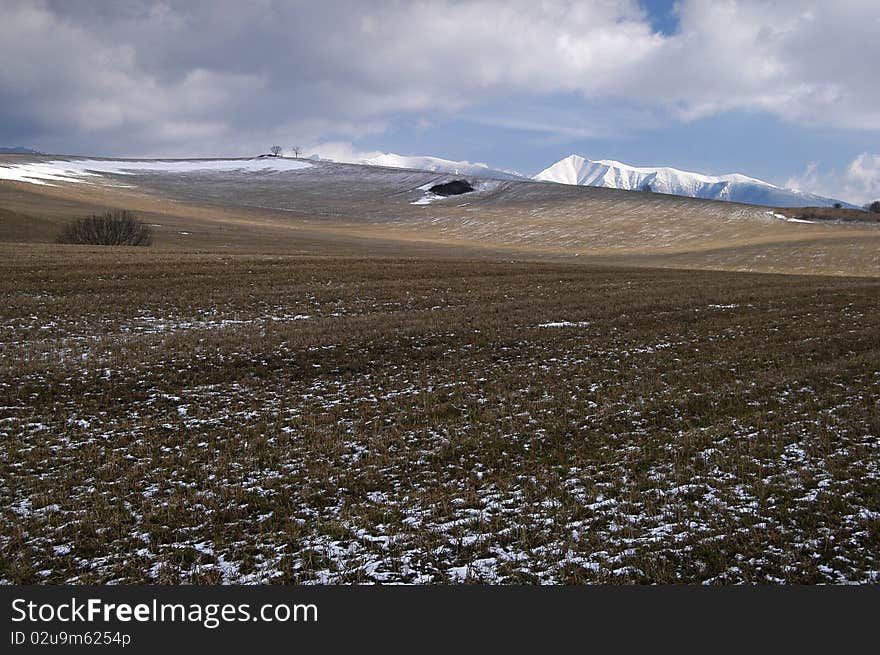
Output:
(0, 158), (312, 186)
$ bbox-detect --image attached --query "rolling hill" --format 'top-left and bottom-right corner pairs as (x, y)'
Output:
(0, 154), (877, 277)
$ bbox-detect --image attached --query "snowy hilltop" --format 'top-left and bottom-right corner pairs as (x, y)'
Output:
(360, 152), (524, 180)
(534, 155), (855, 208)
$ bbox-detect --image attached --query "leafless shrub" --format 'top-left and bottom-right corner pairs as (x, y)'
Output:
(56, 210), (153, 246)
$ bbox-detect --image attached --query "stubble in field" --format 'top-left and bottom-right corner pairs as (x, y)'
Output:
(1, 246), (878, 583)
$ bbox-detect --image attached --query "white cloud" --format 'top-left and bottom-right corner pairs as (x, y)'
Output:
(468, 117), (609, 141)
(846, 154), (880, 202)
(301, 142), (383, 163)
(2, 1), (880, 155)
(786, 153), (880, 206)
(0, 0), (661, 154)
(645, 0), (880, 129)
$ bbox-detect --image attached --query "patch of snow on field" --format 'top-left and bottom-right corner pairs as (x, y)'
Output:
(0, 158), (312, 186)
(124, 313), (312, 334)
(537, 321), (591, 328)
(766, 211), (817, 224)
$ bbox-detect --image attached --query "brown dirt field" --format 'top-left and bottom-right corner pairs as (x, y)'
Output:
(1, 246), (878, 583)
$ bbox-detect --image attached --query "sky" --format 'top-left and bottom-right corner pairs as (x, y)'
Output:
(2, 0), (880, 205)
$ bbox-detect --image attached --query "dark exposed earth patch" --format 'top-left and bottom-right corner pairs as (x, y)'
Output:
(429, 179), (474, 196)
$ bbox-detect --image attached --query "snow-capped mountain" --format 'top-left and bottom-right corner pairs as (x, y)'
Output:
(534, 155), (854, 208)
(359, 153), (525, 180)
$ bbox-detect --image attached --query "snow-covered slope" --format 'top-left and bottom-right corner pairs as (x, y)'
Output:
(360, 153), (524, 180)
(0, 157), (312, 186)
(534, 155), (855, 208)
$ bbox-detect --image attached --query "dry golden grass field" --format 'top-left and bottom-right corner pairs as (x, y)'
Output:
(1, 157), (878, 583)
(1, 155), (878, 275)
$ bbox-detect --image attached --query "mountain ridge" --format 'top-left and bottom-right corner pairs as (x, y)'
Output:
(534, 154), (855, 208)
(333, 149), (854, 208)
